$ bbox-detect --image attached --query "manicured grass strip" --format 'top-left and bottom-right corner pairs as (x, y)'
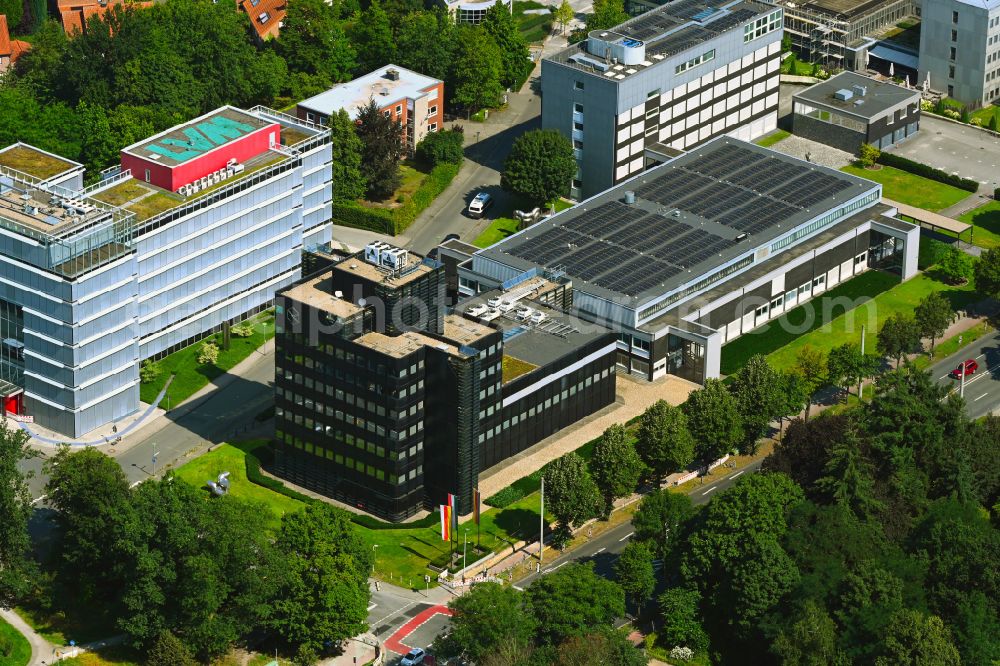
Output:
(172, 442), (305, 531)
(720, 271), (898, 375)
(56, 644), (141, 666)
(958, 200), (1000, 250)
(912, 321), (994, 371)
(474, 217), (520, 248)
(754, 129), (790, 148)
(841, 164), (970, 212)
(766, 273), (979, 372)
(138, 311), (275, 407)
(0, 616), (31, 666)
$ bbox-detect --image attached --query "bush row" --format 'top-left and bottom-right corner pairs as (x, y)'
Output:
(330, 161), (461, 236)
(242, 442), (438, 530)
(876, 152), (979, 193)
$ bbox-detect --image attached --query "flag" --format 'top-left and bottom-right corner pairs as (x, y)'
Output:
(447, 493), (458, 531)
(473, 488), (481, 525)
(440, 504), (451, 541)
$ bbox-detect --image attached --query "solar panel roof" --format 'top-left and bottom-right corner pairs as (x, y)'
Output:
(474, 137), (880, 307)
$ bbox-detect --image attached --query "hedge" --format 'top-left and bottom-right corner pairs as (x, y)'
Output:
(876, 152), (979, 193)
(242, 441), (439, 530)
(331, 161), (461, 236)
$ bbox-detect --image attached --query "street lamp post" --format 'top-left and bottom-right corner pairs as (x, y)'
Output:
(372, 544), (379, 576)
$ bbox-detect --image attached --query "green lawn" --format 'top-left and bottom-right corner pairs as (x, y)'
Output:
(958, 200), (1000, 250)
(766, 272), (979, 372)
(171, 441), (549, 585)
(56, 645), (141, 666)
(0, 616), (31, 666)
(473, 199), (573, 248)
(755, 129), (790, 148)
(971, 104), (1000, 128)
(841, 165), (971, 212)
(172, 441), (305, 531)
(13, 603), (118, 646)
(360, 161), (428, 210)
(721, 271), (899, 375)
(138, 311), (275, 407)
(513, 1), (552, 43)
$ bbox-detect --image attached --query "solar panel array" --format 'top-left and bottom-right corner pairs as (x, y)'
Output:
(500, 141), (865, 299)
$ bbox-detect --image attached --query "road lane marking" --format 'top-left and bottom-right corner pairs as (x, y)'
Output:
(31, 494), (47, 505)
(701, 486), (717, 495)
(731, 470), (745, 479)
(368, 603), (377, 611)
(595, 547), (606, 554)
(513, 585), (524, 591)
(618, 532), (634, 542)
(976, 392), (989, 401)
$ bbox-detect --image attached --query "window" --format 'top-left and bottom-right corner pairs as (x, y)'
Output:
(144, 169), (151, 182)
(951, 29), (958, 41)
(574, 81), (585, 90)
(573, 139), (583, 148)
(428, 123), (437, 132)
(854, 252), (867, 265)
(647, 88), (660, 98)
(755, 304), (769, 318)
(812, 275), (825, 288)
(574, 103), (584, 113)
(949, 65), (956, 78)
(383, 110), (390, 117)
(306, 111), (315, 123)
(573, 121), (584, 131)
(428, 105), (437, 116)
(770, 295), (783, 309)
(744, 10), (782, 42)
(258, 11), (270, 22)
(950, 46), (957, 60)
(395, 105), (402, 115)
(571, 178), (583, 189)
(675, 49), (716, 74)
(952, 10), (959, 23)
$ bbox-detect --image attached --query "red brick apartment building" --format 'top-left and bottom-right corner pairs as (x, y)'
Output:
(295, 65), (445, 155)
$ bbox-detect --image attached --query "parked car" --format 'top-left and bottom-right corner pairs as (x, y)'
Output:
(401, 648), (427, 666)
(443, 233), (461, 242)
(950, 359), (979, 379)
(467, 192), (493, 218)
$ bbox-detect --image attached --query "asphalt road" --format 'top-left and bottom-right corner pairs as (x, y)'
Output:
(926, 330), (1000, 419)
(23, 345), (275, 501)
(514, 458), (766, 589)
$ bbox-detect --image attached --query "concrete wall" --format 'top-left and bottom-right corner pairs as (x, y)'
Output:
(919, 0), (1000, 106)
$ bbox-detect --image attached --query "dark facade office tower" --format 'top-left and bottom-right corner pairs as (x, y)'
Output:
(273, 245), (616, 521)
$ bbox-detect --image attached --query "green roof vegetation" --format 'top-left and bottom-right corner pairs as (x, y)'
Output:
(280, 125), (311, 146)
(90, 179), (154, 207)
(0, 145), (73, 179)
(502, 355), (538, 383)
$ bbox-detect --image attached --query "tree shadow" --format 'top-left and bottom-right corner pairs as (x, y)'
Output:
(492, 507), (542, 537)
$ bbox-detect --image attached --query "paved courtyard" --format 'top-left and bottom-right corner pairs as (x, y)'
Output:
(890, 114), (1000, 191)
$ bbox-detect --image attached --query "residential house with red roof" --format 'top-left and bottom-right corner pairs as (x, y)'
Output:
(0, 15), (30, 74)
(240, 0), (285, 41)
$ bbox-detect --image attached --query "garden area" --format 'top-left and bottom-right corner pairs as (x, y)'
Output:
(841, 164), (971, 211)
(513, 1), (553, 43)
(138, 311), (275, 408)
(765, 271), (979, 372)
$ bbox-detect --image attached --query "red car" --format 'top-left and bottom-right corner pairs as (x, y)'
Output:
(949, 359), (978, 379)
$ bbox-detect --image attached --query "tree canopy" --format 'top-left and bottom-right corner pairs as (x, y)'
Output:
(501, 129), (577, 206)
(682, 378), (743, 463)
(590, 423), (644, 516)
(636, 399), (695, 482)
(0, 419), (35, 605)
(355, 98), (403, 201)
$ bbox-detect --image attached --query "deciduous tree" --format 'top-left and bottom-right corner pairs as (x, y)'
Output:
(913, 292), (954, 355)
(636, 400), (695, 483)
(794, 345), (827, 420)
(658, 587), (709, 653)
(416, 127), (465, 167)
(526, 562), (625, 645)
(355, 98), (403, 201)
(0, 419), (34, 604)
(973, 247), (1000, 297)
(328, 109), (366, 202)
(826, 342), (879, 399)
(682, 378), (742, 463)
(395, 9), (456, 82)
(349, 0), (396, 75)
(450, 25), (504, 112)
(482, 0), (531, 89)
(776, 370), (809, 439)
(585, 0), (628, 31)
(771, 600), (843, 666)
(435, 582), (536, 664)
(937, 246), (974, 285)
(728, 355), (782, 454)
(554, 628), (646, 666)
(877, 312), (920, 364)
(554, 0), (574, 34)
(501, 129), (577, 207)
(279, 0), (356, 83)
(590, 424), (644, 517)
(632, 489), (694, 559)
(876, 610), (962, 666)
(543, 452), (602, 540)
(613, 541), (656, 612)
(146, 630), (197, 666)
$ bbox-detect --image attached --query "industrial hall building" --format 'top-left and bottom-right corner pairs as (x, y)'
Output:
(0, 106), (331, 437)
(542, 0), (783, 199)
(456, 137), (920, 385)
(272, 244), (616, 521)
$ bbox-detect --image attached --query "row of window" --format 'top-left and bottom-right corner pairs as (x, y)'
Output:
(753, 275), (827, 319)
(281, 434), (423, 486)
(744, 10), (782, 43)
(278, 391), (425, 441)
(478, 366), (612, 444)
(675, 49), (716, 75)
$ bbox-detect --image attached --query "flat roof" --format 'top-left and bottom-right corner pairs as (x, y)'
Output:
(122, 107), (276, 165)
(282, 272), (364, 320)
(443, 314), (495, 345)
(777, 0), (902, 19)
(355, 331), (461, 358)
(297, 65), (440, 119)
(884, 198), (971, 235)
(0, 181), (115, 235)
(547, 0), (773, 78)
(477, 137), (879, 307)
(90, 150), (287, 223)
(460, 293), (612, 370)
(793, 71), (919, 117)
(0, 144), (79, 180)
(335, 252), (434, 288)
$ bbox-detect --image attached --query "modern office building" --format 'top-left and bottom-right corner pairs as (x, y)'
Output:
(542, 0), (783, 199)
(272, 244), (616, 521)
(446, 0), (512, 23)
(919, 0), (1000, 105)
(456, 137), (919, 384)
(0, 106), (331, 437)
(774, 0), (916, 70)
(296, 65), (445, 156)
(793, 71), (920, 152)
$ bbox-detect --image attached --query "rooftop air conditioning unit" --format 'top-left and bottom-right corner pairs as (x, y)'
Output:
(623, 190), (636, 204)
(386, 68), (400, 81)
(833, 88), (854, 101)
(232, 163), (245, 174)
(851, 85), (867, 97)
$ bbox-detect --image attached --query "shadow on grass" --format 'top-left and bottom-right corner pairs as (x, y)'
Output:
(492, 507), (542, 537)
(720, 271), (900, 375)
(964, 206), (1000, 236)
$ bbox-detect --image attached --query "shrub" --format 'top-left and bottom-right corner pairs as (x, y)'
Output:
(197, 341), (219, 365)
(876, 152), (979, 192)
(0, 632), (13, 658)
(857, 143), (880, 168)
(971, 117), (985, 127)
(416, 127), (465, 167)
(990, 115), (999, 132)
(139, 360), (161, 384)
(943, 109), (961, 120)
(670, 646), (695, 661)
(961, 107), (971, 123)
(921, 100), (934, 111)
(231, 323), (254, 338)
(918, 237), (951, 271)
(994, 186), (1000, 199)
(938, 246), (975, 284)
